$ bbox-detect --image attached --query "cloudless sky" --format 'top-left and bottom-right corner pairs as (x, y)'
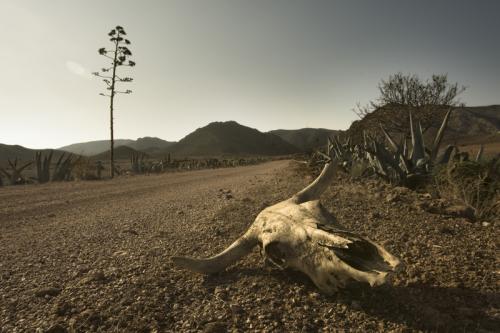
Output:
(1, 0), (499, 148)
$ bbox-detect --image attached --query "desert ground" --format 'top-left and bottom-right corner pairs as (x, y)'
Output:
(0, 160), (497, 332)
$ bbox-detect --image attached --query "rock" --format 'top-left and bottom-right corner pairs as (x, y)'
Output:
(457, 307), (477, 318)
(230, 304), (243, 314)
(420, 193), (432, 199)
(80, 271), (106, 284)
(45, 324), (67, 333)
(35, 287), (61, 297)
(351, 300), (362, 310)
(394, 186), (410, 195)
(385, 193), (399, 203)
(52, 301), (72, 316)
(203, 321), (227, 333)
(214, 286), (228, 300)
(444, 205), (475, 219)
(481, 221), (490, 227)
(438, 225), (454, 235)
(122, 228), (138, 235)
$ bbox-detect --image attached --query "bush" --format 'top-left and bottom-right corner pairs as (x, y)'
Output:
(433, 157), (499, 221)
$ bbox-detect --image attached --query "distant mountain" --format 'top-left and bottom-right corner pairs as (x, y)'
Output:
(90, 145), (148, 161)
(0, 144), (70, 166)
(443, 105), (500, 142)
(269, 128), (342, 152)
(59, 139), (134, 156)
(59, 137), (175, 156)
(129, 137), (176, 154)
(167, 121), (300, 157)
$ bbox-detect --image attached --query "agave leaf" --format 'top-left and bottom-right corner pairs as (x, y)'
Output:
(409, 110), (426, 164)
(380, 124), (399, 153)
(368, 141), (405, 180)
(430, 108), (453, 161)
(436, 145), (456, 164)
(327, 136), (334, 155)
(475, 145), (484, 162)
(402, 137), (408, 159)
(17, 161), (32, 173)
(315, 150), (332, 162)
(345, 136), (351, 147)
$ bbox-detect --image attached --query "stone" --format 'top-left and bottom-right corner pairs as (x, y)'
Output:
(35, 287), (61, 297)
(45, 324), (67, 333)
(203, 321), (227, 333)
(444, 205), (475, 220)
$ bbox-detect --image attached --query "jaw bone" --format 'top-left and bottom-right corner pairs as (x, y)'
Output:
(172, 160), (401, 294)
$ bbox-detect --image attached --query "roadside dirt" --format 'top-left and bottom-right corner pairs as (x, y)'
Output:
(0, 161), (498, 332)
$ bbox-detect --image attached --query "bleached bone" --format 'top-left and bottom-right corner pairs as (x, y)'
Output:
(172, 160), (401, 294)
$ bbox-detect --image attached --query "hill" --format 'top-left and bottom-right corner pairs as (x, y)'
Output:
(90, 145), (148, 161)
(269, 128), (341, 152)
(129, 137), (176, 154)
(59, 139), (134, 156)
(347, 104), (500, 145)
(167, 121), (300, 157)
(59, 137), (175, 156)
(0, 144), (69, 166)
(444, 105), (500, 142)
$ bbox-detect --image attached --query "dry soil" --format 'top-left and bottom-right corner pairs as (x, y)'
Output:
(0, 160), (498, 332)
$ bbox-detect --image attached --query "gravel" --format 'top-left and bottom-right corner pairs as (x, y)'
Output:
(0, 160), (498, 332)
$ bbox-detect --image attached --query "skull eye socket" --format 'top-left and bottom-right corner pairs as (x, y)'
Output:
(263, 241), (287, 268)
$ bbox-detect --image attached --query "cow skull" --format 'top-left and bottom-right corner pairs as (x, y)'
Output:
(172, 160), (401, 294)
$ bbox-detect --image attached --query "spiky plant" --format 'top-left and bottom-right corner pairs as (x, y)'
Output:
(363, 108), (455, 187)
(130, 152), (146, 174)
(35, 151), (53, 183)
(51, 153), (77, 181)
(0, 158), (32, 185)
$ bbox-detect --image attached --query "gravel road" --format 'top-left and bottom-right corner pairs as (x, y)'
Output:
(0, 160), (498, 332)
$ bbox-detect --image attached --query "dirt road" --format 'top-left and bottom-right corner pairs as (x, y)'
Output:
(0, 160), (497, 332)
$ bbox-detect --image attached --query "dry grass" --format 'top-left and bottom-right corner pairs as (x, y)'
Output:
(433, 158), (500, 221)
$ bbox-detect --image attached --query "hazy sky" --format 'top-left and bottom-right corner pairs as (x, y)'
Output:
(1, 0), (499, 148)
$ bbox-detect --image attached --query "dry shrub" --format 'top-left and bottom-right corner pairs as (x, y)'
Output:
(72, 158), (99, 180)
(433, 157), (499, 221)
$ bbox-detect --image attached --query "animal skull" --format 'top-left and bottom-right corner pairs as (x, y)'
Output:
(173, 160), (401, 294)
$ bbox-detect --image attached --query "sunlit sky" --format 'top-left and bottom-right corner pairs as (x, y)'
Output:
(1, 0), (499, 149)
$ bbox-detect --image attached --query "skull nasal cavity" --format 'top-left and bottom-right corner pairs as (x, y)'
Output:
(265, 241), (287, 262)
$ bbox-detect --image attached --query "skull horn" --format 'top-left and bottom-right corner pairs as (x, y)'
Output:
(172, 229), (258, 274)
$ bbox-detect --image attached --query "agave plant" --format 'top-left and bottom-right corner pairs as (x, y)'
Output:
(51, 153), (77, 181)
(325, 136), (372, 178)
(130, 152), (146, 174)
(0, 158), (33, 185)
(363, 108), (455, 187)
(35, 151), (53, 183)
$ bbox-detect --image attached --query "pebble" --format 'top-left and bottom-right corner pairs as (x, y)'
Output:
(35, 287), (61, 297)
(45, 324), (67, 333)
